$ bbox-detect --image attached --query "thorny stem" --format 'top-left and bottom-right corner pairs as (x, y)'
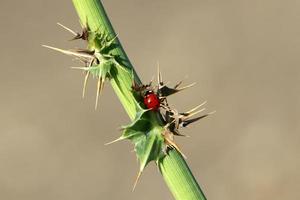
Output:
(72, 0), (207, 199)
(73, 0), (141, 120)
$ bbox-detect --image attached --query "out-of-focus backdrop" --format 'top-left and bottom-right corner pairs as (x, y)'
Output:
(0, 0), (299, 199)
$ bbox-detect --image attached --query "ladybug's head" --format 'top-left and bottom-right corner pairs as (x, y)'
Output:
(145, 90), (155, 96)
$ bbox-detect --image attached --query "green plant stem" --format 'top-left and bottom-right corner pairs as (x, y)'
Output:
(73, 0), (140, 120)
(159, 149), (207, 200)
(72, 0), (207, 199)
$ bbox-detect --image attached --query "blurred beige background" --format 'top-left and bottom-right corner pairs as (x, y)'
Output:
(0, 0), (299, 199)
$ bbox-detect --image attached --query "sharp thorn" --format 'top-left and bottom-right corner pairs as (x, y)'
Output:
(183, 108), (206, 120)
(182, 116), (205, 127)
(173, 131), (188, 137)
(174, 80), (183, 89)
(70, 66), (88, 70)
(76, 49), (95, 54)
(181, 114), (209, 127)
(82, 71), (90, 98)
(104, 137), (124, 145)
(95, 77), (102, 110)
(208, 110), (217, 115)
(185, 101), (207, 114)
(182, 111), (216, 127)
(42, 45), (94, 59)
(164, 119), (176, 129)
(157, 61), (163, 86)
(70, 35), (82, 41)
(177, 82), (196, 91)
(165, 138), (187, 159)
(174, 75), (191, 89)
(132, 171), (142, 192)
(57, 22), (78, 36)
(100, 78), (105, 95)
(199, 100), (208, 108)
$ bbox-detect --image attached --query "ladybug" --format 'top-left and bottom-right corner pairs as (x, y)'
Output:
(143, 90), (160, 111)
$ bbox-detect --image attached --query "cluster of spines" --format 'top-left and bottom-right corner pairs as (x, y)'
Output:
(43, 22), (129, 109)
(44, 22), (214, 191)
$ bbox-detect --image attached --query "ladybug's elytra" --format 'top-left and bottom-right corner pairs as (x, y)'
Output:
(143, 91), (160, 110)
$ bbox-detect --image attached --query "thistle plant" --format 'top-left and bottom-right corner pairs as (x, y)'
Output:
(44, 0), (213, 199)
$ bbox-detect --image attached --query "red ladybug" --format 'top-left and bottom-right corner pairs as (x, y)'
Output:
(143, 91), (160, 110)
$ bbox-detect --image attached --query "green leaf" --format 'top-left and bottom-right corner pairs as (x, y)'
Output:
(122, 110), (164, 171)
(135, 127), (164, 171)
